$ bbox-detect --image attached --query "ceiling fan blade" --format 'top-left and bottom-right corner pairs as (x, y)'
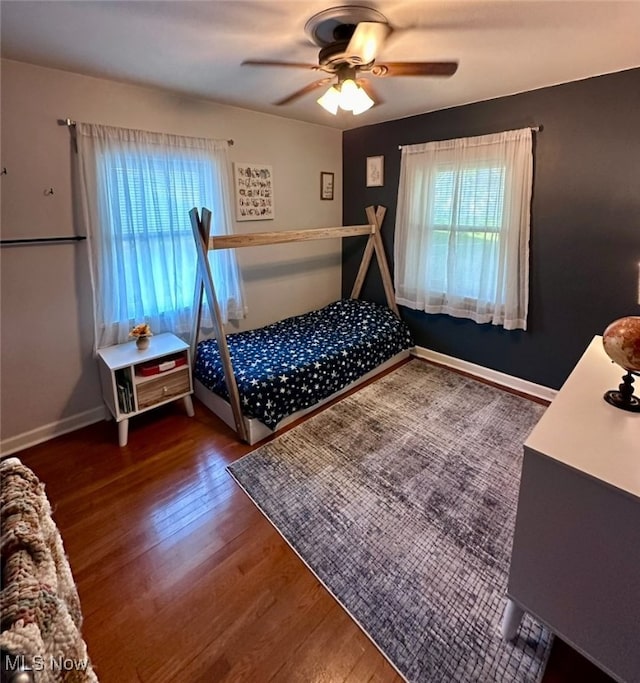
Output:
(372, 61), (458, 77)
(346, 22), (392, 64)
(357, 79), (384, 106)
(242, 59), (319, 70)
(274, 78), (332, 106)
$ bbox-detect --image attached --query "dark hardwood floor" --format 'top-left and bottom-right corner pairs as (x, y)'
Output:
(12, 368), (614, 682)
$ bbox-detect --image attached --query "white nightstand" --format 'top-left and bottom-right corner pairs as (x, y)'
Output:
(97, 332), (194, 446)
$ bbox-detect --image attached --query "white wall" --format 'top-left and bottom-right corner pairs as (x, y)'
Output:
(0, 59), (343, 453)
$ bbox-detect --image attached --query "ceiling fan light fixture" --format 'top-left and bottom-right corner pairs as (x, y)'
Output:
(351, 85), (374, 114)
(318, 78), (374, 116)
(317, 85), (341, 114)
(338, 78), (359, 111)
(246, 9), (458, 114)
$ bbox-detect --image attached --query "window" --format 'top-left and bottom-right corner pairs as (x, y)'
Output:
(104, 152), (211, 320)
(394, 129), (533, 330)
(427, 163), (505, 301)
(76, 123), (245, 350)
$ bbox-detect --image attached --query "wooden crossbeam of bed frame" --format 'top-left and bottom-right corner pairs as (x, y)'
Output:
(207, 207), (398, 315)
(190, 205), (398, 442)
(209, 224), (374, 250)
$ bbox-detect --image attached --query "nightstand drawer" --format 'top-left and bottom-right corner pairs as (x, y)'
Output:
(137, 368), (190, 410)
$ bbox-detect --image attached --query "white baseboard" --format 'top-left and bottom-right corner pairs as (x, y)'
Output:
(0, 350), (554, 457)
(0, 406), (107, 458)
(411, 345), (557, 403)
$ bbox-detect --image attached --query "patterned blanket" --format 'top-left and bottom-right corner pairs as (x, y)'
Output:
(195, 299), (413, 429)
(0, 457), (98, 683)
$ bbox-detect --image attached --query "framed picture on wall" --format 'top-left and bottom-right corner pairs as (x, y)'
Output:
(366, 155), (384, 187)
(233, 163), (274, 221)
(320, 171), (334, 200)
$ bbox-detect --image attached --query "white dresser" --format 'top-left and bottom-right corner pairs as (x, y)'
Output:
(502, 336), (640, 683)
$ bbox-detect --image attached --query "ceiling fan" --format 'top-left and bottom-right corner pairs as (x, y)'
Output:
(242, 6), (458, 115)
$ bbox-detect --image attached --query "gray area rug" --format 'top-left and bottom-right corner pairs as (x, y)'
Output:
(227, 360), (552, 682)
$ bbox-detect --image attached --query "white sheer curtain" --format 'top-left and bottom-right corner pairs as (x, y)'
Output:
(394, 128), (533, 330)
(76, 123), (245, 350)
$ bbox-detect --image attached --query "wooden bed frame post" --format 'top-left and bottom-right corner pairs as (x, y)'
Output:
(189, 208), (249, 442)
(351, 205), (399, 316)
(189, 212), (211, 365)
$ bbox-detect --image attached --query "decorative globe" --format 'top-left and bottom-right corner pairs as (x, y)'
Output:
(602, 316), (640, 372)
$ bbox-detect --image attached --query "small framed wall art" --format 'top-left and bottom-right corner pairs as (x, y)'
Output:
(320, 171), (334, 200)
(233, 163), (274, 221)
(366, 155), (384, 187)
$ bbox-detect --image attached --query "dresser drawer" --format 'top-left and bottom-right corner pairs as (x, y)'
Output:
(136, 368), (191, 410)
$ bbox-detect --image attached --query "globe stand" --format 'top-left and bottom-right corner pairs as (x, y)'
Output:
(604, 370), (640, 413)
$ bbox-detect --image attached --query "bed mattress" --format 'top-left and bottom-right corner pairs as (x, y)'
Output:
(194, 298), (413, 429)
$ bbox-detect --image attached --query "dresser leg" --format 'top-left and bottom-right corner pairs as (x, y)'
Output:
(501, 599), (524, 640)
(183, 395), (195, 417)
(118, 419), (129, 447)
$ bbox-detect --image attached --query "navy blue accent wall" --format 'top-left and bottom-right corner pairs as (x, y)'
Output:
(342, 68), (640, 390)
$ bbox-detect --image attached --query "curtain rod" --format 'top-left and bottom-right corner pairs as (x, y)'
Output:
(397, 125), (543, 150)
(58, 118), (234, 146)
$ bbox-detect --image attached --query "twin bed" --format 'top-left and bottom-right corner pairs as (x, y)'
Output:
(189, 205), (412, 444)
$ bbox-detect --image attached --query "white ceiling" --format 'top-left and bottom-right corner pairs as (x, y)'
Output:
(2, 1), (639, 130)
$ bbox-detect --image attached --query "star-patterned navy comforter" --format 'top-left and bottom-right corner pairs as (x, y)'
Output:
(194, 298), (413, 430)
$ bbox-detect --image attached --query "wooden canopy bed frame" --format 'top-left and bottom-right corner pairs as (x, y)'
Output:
(189, 205), (410, 444)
